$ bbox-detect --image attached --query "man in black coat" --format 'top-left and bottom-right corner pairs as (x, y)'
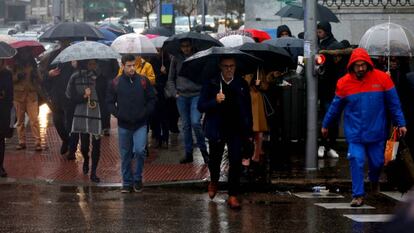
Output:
(39, 41), (76, 158)
(198, 57), (253, 209)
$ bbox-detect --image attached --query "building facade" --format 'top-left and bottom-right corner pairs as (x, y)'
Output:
(245, 0), (414, 45)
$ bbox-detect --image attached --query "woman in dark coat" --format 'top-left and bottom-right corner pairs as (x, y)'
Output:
(0, 59), (14, 177)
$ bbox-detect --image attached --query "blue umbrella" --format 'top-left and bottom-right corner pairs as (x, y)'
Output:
(98, 28), (118, 41)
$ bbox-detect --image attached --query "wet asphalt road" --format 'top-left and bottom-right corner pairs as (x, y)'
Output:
(0, 183), (402, 233)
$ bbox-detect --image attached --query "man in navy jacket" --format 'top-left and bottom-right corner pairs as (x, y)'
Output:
(107, 54), (156, 193)
(198, 57), (253, 209)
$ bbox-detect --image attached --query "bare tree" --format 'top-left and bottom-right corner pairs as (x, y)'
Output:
(176, 0), (200, 31)
(133, 0), (158, 28)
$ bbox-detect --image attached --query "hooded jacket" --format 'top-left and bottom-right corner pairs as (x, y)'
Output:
(277, 25), (292, 38)
(317, 21), (338, 50)
(322, 48), (406, 143)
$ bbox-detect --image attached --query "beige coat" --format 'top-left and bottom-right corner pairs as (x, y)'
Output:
(244, 72), (269, 132)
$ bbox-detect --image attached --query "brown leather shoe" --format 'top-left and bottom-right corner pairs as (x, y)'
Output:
(227, 196), (241, 209)
(208, 182), (218, 199)
(350, 196), (364, 207)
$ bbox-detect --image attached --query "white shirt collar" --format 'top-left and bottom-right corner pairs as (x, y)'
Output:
(221, 73), (234, 85)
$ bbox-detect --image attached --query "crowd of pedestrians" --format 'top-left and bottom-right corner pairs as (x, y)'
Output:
(1, 20), (414, 210)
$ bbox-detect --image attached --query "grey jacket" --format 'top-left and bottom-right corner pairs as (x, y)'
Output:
(165, 54), (201, 98)
(66, 70), (102, 136)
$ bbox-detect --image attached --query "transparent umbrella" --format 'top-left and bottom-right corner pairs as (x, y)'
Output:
(359, 22), (414, 71)
(219, 35), (255, 48)
(111, 33), (157, 56)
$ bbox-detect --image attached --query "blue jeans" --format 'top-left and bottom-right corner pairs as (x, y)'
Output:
(347, 141), (385, 197)
(118, 126), (147, 187)
(176, 95), (207, 155)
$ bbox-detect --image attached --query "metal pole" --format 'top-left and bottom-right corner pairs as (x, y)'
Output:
(201, 0), (206, 30)
(157, 0), (161, 27)
(304, 0), (318, 171)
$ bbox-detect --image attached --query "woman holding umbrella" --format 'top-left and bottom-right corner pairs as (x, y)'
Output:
(66, 59), (103, 183)
(0, 42), (16, 177)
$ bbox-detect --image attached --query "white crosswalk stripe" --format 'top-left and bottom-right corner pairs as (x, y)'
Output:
(314, 203), (375, 209)
(380, 191), (414, 202)
(293, 192), (344, 199)
(343, 214), (393, 222)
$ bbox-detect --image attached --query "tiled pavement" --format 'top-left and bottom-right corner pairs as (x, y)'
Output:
(3, 111), (210, 186)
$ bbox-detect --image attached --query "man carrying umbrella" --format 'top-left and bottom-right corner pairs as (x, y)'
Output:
(321, 48), (407, 207)
(165, 39), (209, 164)
(198, 56), (253, 209)
(39, 41), (77, 159)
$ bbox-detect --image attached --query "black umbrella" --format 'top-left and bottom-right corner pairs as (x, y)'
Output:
(238, 42), (294, 70)
(275, 3), (340, 23)
(0, 41), (17, 59)
(163, 32), (223, 56)
(179, 46), (262, 83)
(142, 27), (173, 37)
(39, 22), (104, 42)
(263, 38), (304, 64)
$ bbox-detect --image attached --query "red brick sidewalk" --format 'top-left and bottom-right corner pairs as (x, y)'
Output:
(3, 118), (210, 185)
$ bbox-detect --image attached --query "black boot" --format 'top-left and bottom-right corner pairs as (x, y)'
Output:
(82, 156), (89, 175)
(90, 137), (101, 183)
(180, 152), (193, 164)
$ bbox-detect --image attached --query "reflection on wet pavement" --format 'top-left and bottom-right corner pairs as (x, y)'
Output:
(0, 183), (399, 233)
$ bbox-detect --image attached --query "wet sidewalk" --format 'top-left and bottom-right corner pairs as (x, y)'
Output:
(3, 115), (210, 186)
(1, 106), (363, 189)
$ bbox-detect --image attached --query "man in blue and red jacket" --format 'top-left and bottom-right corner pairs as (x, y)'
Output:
(322, 48), (407, 207)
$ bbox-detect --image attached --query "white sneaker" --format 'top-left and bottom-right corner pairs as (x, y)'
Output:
(318, 146), (325, 158)
(327, 149), (339, 158)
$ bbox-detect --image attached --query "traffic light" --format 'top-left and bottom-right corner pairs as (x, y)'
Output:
(315, 54), (326, 75)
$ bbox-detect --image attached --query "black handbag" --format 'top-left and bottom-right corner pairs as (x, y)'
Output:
(384, 139), (414, 193)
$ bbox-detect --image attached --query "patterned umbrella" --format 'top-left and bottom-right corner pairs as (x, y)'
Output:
(51, 41), (120, 64)
(111, 33), (157, 55)
(219, 35), (255, 48)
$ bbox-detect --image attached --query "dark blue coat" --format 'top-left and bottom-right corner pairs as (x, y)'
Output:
(198, 74), (253, 141)
(106, 73), (156, 131)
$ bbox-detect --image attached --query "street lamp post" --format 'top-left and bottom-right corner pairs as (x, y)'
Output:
(304, 0), (318, 171)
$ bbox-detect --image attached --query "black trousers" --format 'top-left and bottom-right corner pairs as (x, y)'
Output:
(51, 102), (74, 144)
(208, 135), (242, 196)
(72, 133), (101, 174)
(0, 137), (4, 170)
